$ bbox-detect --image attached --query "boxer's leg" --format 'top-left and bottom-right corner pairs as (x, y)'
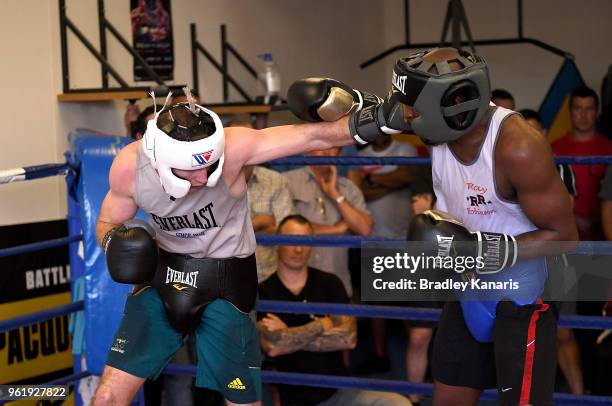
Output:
(98, 287), (183, 404)
(432, 302), (494, 406)
(432, 381), (482, 406)
(494, 300), (557, 406)
(93, 366), (145, 406)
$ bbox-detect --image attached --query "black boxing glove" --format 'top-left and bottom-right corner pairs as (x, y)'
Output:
(407, 210), (517, 275)
(102, 219), (158, 284)
(349, 87), (413, 145)
(287, 77), (382, 122)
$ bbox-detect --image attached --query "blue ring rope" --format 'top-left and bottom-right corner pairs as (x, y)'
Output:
(2, 299), (610, 334)
(0, 301), (84, 333)
(0, 234), (608, 257)
(0, 365), (607, 406)
(23, 163), (70, 180)
(257, 300), (612, 330)
(256, 234), (612, 255)
(0, 234), (83, 258)
(1, 155), (611, 184)
(267, 155), (612, 166)
(160, 365), (612, 405)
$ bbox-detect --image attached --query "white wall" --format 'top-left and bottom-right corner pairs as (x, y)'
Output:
(381, 0), (612, 110)
(60, 0), (390, 100)
(0, 1), (63, 226)
(0, 0), (388, 226)
(0, 0), (610, 226)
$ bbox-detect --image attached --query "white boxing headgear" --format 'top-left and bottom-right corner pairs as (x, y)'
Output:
(142, 100), (225, 199)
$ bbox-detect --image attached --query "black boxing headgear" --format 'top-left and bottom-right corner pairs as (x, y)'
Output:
(390, 47), (491, 143)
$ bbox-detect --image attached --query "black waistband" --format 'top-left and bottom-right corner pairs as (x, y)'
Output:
(153, 249), (258, 333)
(159, 249), (256, 272)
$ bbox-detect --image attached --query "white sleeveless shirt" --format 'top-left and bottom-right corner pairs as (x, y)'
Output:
(431, 106), (538, 235)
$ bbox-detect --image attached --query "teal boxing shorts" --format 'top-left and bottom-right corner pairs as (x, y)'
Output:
(106, 287), (262, 404)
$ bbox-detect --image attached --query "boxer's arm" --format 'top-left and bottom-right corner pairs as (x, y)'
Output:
(96, 192), (138, 246)
(224, 120), (353, 169)
(499, 117), (578, 258)
(96, 146), (139, 246)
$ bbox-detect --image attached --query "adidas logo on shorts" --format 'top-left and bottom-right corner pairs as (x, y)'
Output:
(227, 377), (246, 390)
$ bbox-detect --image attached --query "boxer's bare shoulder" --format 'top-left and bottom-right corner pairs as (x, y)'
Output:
(497, 114), (554, 168)
(108, 141), (138, 198)
(494, 113), (563, 211)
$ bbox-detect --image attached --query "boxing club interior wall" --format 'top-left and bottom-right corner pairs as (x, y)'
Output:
(0, 0), (611, 226)
(0, 0), (65, 227)
(381, 0), (612, 111)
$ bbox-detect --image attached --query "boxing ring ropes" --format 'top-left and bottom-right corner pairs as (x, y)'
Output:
(1, 153), (612, 405)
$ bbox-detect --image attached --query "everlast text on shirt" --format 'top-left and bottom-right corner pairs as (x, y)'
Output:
(150, 202), (219, 232)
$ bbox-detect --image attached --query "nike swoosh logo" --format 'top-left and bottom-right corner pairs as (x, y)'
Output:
(502, 387), (512, 392)
(527, 339), (535, 347)
(173, 284), (188, 291)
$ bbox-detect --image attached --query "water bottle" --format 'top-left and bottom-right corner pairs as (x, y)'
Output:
(257, 53), (281, 105)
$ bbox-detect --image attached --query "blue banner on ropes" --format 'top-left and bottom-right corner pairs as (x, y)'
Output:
(68, 132), (148, 375)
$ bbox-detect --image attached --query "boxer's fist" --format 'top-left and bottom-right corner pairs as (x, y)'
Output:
(407, 210), (517, 274)
(103, 219), (158, 284)
(408, 210), (472, 246)
(349, 89), (413, 145)
(287, 78), (382, 122)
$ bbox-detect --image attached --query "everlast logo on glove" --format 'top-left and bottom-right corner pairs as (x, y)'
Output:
(436, 235), (454, 257)
(392, 71), (407, 94)
(474, 231), (517, 274)
(363, 93), (383, 105)
(482, 233), (502, 269)
(358, 105), (375, 124)
(165, 266), (199, 289)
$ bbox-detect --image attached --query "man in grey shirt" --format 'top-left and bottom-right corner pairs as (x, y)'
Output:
(229, 119), (295, 282)
(246, 165), (294, 281)
(283, 147), (372, 297)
